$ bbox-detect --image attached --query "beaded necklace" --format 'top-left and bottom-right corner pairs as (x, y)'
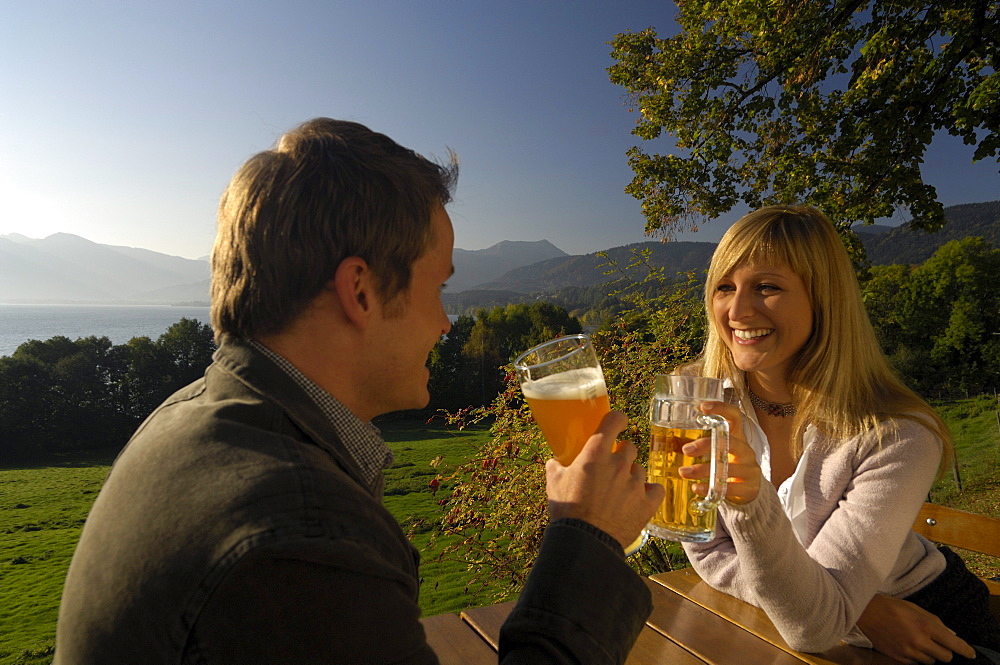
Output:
(747, 386), (797, 417)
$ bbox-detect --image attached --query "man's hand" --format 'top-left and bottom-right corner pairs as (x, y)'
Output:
(545, 411), (665, 550)
(857, 593), (976, 664)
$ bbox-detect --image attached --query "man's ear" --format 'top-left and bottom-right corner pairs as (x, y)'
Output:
(331, 256), (378, 326)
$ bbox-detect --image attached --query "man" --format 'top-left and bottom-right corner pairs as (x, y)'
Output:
(54, 118), (663, 663)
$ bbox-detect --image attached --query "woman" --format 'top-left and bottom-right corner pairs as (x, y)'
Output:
(679, 205), (999, 664)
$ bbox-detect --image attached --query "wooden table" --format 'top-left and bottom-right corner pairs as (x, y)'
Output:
(421, 569), (895, 664)
(646, 569), (895, 665)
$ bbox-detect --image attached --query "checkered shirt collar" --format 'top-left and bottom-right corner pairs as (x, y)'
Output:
(248, 341), (394, 491)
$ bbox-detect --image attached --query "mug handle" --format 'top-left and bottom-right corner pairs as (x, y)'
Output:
(691, 412), (729, 513)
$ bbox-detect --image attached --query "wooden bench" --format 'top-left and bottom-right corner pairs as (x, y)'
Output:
(912, 502), (1000, 618)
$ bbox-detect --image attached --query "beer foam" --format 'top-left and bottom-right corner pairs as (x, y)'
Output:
(521, 368), (607, 400)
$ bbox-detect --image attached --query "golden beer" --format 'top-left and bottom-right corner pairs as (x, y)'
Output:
(646, 424), (717, 540)
(521, 367), (610, 464)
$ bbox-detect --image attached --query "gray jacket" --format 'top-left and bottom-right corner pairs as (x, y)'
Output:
(55, 337), (651, 664)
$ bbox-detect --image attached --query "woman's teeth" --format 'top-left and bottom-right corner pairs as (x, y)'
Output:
(733, 328), (773, 340)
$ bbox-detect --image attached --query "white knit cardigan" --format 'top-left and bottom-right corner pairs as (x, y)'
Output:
(683, 414), (946, 652)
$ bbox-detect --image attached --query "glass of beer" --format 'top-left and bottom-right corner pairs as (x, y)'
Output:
(515, 335), (646, 554)
(645, 374), (729, 543)
(514, 334), (610, 466)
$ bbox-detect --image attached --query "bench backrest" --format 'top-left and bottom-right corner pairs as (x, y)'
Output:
(913, 502), (1000, 558)
(913, 502), (1000, 619)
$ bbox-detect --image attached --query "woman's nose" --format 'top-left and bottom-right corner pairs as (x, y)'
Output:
(728, 288), (755, 320)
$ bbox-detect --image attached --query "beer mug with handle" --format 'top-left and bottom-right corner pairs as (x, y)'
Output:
(515, 334), (646, 554)
(645, 374), (730, 543)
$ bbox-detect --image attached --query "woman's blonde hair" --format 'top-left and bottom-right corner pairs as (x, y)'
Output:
(698, 205), (953, 472)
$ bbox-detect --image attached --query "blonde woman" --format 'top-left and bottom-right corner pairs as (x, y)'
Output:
(680, 206), (999, 664)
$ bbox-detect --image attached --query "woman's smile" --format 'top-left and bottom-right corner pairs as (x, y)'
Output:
(732, 328), (774, 342)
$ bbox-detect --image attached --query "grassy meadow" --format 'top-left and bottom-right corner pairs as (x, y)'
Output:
(1, 400), (998, 663)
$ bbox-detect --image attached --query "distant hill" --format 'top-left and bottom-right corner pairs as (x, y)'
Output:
(0, 233), (568, 306)
(0, 233), (209, 304)
(132, 279), (212, 304)
(473, 241), (717, 293)
(442, 240), (717, 314)
(450, 240), (567, 292)
(441, 289), (534, 314)
(859, 200), (1000, 265)
(445, 201), (1000, 314)
(852, 224), (895, 236)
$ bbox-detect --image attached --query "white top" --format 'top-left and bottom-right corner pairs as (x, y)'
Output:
(740, 402), (815, 546)
(723, 379), (813, 542)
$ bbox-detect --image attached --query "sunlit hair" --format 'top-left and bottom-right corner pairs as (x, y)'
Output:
(211, 118), (458, 341)
(696, 205), (953, 473)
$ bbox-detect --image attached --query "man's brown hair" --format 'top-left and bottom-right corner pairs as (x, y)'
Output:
(211, 118), (458, 341)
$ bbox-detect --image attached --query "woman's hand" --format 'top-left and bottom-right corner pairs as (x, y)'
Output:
(857, 593), (976, 664)
(678, 401), (763, 505)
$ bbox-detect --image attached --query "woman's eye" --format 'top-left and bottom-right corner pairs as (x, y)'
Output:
(716, 284), (735, 293)
(758, 283), (781, 293)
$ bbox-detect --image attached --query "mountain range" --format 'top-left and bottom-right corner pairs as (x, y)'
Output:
(449, 240), (568, 291)
(3, 200), (997, 308)
(855, 200), (1000, 265)
(0, 233), (210, 304)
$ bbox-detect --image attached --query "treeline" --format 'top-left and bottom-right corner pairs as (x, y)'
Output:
(428, 301), (583, 412)
(0, 319), (216, 463)
(0, 303), (582, 463)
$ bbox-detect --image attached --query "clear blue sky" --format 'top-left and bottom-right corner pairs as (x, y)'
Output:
(1, 1), (997, 260)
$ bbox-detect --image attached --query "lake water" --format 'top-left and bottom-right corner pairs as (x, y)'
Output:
(0, 304), (213, 357)
(0, 305), (463, 358)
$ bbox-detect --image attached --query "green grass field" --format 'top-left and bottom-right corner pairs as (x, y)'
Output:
(0, 450), (112, 663)
(377, 419), (498, 615)
(1, 401), (997, 663)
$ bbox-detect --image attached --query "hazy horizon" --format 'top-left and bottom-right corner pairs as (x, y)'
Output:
(7, 196), (1000, 262)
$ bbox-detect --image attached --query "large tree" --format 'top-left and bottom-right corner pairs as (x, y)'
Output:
(899, 236), (1000, 393)
(608, 1), (999, 245)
